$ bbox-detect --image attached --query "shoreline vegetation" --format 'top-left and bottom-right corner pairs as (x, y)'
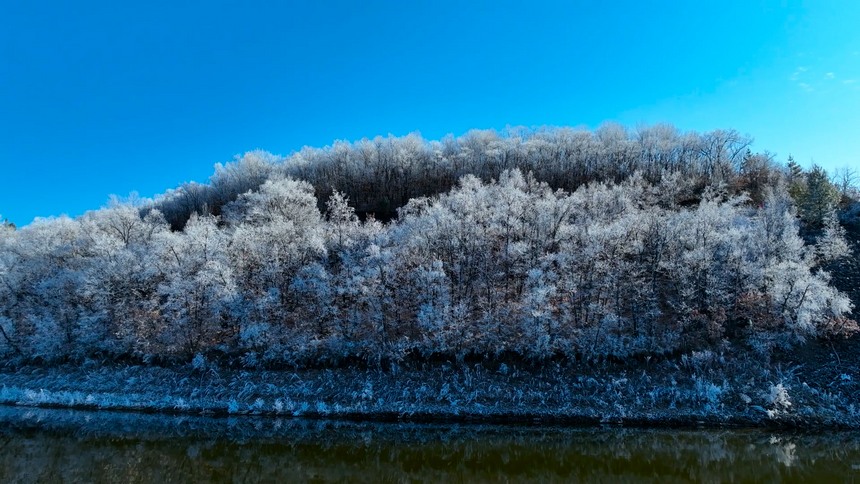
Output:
(1, 124), (859, 427)
(1, 343), (860, 429)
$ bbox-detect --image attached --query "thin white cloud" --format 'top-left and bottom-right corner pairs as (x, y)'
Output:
(825, 72), (836, 79)
(789, 66), (808, 81)
(789, 67), (816, 92)
(843, 79), (857, 85)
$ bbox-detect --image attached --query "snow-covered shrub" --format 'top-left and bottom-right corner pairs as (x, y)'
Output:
(767, 382), (792, 416)
(191, 353), (207, 372)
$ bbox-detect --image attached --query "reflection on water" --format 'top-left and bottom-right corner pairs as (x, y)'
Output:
(1, 407), (860, 483)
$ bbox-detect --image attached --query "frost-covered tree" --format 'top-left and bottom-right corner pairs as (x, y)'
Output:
(76, 205), (169, 355)
(0, 216), (88, 359)
(154, 214), (236, 356)
(222, 177), (330, 361)
(815, 211), (851, 263)
(229, 179), (320, 272)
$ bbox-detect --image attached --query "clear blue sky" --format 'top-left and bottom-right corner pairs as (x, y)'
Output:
(2, 0), (859, 226)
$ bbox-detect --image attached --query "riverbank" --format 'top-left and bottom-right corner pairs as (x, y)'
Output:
(2, 345), (859, 428)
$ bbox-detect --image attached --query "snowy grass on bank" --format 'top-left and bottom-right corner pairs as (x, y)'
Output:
(2, 350), (860, 428)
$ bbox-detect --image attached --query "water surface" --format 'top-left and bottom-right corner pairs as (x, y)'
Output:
(1, 406), (859, 482)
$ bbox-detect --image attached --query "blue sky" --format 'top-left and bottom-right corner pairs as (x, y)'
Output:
(2, 0), (859, 226)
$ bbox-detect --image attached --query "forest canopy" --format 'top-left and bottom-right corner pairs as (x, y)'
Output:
(0, 124), (856, 366)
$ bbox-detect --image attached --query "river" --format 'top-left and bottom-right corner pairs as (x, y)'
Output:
(1, 406), (859, 482)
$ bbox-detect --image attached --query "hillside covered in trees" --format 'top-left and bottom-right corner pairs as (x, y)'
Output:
(0, 124), (857, 371)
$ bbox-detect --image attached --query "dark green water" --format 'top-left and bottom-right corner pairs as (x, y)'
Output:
(1, 407), (860, 483)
